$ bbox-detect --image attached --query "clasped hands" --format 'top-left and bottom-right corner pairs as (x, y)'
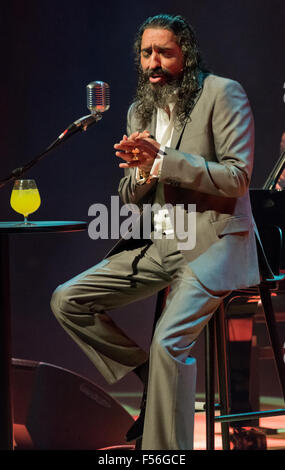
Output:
(114, 130), (160, 180)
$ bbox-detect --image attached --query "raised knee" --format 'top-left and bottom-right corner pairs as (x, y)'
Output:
(50, 284), (72, 318)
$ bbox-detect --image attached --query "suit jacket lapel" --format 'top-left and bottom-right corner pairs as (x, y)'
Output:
(171, 123), (185, 150)
(170, 72), (206, 150)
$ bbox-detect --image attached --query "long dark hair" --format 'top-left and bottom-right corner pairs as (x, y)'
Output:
(133, 14), (207, 129)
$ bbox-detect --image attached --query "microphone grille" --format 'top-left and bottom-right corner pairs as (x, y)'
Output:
(87, 81), (110, 113)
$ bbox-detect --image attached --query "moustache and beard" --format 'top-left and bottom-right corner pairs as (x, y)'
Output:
(133, 66), (183, 129)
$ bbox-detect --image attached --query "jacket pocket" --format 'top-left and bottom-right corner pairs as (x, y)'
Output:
(211, 216), (252, 237)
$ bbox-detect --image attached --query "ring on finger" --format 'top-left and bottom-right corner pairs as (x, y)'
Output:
(132, 147), (140, 160)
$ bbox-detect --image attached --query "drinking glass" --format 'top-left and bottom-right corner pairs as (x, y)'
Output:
(10, 179), (41, 225)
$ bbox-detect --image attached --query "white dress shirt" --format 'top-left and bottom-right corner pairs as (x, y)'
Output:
(136, 102), (176, 236)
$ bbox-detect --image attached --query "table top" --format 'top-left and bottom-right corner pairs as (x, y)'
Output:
(0, 221), (87, 234)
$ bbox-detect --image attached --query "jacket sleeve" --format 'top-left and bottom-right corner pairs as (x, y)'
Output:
(159, 79), (255, 198)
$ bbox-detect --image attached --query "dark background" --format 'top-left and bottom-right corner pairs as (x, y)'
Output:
(1, 0), (285, 398)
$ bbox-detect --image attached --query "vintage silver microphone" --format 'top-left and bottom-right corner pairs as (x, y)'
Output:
(58, 81), (110, 139)
(87, 81), (110, 114)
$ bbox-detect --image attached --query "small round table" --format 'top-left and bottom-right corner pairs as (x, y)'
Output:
(0, 221), (87, 449)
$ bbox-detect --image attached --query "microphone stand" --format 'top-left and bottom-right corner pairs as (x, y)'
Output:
(0, 112), (102, 190)
(0, 109), (105, 450)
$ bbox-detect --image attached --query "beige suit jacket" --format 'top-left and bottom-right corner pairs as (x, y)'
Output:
(114, 73), (260, 291)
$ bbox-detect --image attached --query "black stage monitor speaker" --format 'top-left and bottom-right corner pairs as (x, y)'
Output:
(11, 358), (134, 450)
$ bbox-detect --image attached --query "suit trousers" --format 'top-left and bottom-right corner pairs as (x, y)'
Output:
(50, 234), (228, 449)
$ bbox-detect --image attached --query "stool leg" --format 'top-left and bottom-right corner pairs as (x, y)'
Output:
(259, 283), (285, 400)
(215, 304), (231, 450)
(205, 315), (216, 450)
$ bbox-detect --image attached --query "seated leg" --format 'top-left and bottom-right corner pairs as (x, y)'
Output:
(141, 264), (229, 450)
(50, 241), (170, 384)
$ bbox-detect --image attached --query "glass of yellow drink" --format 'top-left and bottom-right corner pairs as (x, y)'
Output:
(10, 179), (41, 225)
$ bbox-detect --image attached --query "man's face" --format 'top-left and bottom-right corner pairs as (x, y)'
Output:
(140, 28), (184, 86)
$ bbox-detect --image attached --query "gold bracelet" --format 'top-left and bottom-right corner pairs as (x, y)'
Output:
(139, 168), (150, 179)
(132, 148), (150, 182)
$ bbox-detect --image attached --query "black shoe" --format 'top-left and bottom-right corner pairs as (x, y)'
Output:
(126, 406), (145, 442)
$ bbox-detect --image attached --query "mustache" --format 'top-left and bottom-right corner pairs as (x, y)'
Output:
(143, 67), (173, 80)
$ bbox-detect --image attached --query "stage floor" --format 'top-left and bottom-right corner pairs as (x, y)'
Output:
(112, 392), (285, 450)
(11, 391), (285, 450)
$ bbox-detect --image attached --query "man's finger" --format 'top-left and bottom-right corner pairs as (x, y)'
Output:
(115, 151), (136, 161)
(119, 161), (141, 168)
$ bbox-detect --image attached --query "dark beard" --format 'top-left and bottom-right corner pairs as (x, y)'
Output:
(134, 67), (183, 129)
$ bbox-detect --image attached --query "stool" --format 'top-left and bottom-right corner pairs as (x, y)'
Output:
(204, 225), (285, 449)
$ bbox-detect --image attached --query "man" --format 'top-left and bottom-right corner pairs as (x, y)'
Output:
(51, 14), (260, 450)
